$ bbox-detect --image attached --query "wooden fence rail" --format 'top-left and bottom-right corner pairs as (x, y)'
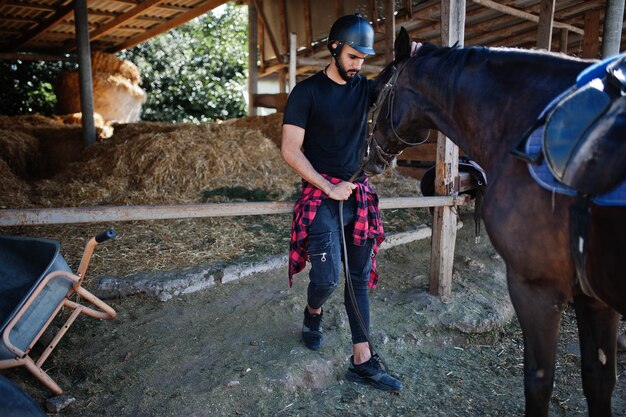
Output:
(0, 196), (469, 226)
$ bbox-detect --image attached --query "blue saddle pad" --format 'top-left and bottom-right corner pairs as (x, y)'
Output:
(576, 53), (623, 87)
(525, 127), (626, 206)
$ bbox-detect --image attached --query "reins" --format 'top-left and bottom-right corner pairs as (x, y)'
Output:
(366, 56), (430, 170)
(338, 175), (390, 371)
(334, 56), (429, 374)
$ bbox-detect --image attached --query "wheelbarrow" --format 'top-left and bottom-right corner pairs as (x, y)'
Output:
(0, 229), (117, 395)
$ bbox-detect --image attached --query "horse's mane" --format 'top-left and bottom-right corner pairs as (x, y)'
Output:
(409, 42), (474, 110)
(409, 42), (591, 107)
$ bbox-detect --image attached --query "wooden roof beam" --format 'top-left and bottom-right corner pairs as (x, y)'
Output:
(0, 51), (76, 61)
(466, 20), (536, 45)
(108, 0), (229, 52)
(250, 0), (284, 63)
(404, 0), (413, 19)
(9, 0), (74, 51)
(65, 0), (168, 51)
(556, 2), (605, 19)
(465, 13), (519, 35)
(3, 1), (56, 13)
(105, 0), (194, 12)
(471, 0), (584, 35)
(0, 15), (39, 25)
(536, 0), (556, 50)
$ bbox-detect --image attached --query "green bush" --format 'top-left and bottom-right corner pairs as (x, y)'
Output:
(0, 60), (75, 116)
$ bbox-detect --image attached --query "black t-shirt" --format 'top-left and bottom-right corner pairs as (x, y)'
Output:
(283, 71), (374, 180)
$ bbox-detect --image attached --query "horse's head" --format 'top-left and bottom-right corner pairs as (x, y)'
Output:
(363, 28), (433, 176)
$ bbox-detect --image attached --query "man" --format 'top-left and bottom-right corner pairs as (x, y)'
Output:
(281, 13), (402, 392)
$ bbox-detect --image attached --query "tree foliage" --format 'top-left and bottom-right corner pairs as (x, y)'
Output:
(119, 3), (248, 123)
(0, 3), (248, 122)
(0, 60), (75, 116)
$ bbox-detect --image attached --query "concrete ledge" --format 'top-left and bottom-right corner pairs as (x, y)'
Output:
(94, 224), (438, 301)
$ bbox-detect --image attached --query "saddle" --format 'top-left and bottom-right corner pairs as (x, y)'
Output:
(514, 54), (626, 195)
(511, 53), (626, 301)
(420, 157), (487, 238)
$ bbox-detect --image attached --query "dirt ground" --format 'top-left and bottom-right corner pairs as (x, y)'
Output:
(5, 209), (625, 417)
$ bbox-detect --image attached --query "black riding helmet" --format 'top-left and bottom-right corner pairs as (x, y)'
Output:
(327, 13), (375, 57)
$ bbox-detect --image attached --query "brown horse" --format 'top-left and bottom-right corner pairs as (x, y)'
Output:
(366, 28), (625, 417)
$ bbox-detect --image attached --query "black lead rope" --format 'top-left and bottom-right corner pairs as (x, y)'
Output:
(337, 169), (390, 373)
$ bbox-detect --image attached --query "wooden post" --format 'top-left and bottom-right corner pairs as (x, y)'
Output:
(279, 69), (287, 93)
(248, 0), (258, 116)
(536, 0), (555, 51)
(559, 29), (569, 53)
(73, 0), (96, 147)
(289, 32), (296, 92)
(335, 0), (342, 19)
(304, 0), (312, 54)
(251, 0), (283, 64)
(602, 0), (625, 58)
(583, 9), (600, 58)
(384, 0), (396, 63)
(429, 0), (464, 298)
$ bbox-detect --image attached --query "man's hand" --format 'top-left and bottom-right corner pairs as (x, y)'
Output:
(327, 181), (357, 201)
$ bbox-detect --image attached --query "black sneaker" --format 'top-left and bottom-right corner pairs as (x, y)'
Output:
(302, 307), (323, 350)
(345, 354), (403, 392)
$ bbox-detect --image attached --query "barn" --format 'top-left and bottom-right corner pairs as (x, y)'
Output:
(0, 1), (625, 415)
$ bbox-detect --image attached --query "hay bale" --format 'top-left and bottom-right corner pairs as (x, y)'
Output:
(55, 52), (146, 124)
(0, 129), (41, 177)
(0, 159), (30, 208)
(56, 72), (146, 123)
(91, 51), (141, 84)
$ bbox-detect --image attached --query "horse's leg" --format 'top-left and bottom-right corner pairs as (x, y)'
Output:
(572, 295), (620, 417)
(507, 271), (566, 417)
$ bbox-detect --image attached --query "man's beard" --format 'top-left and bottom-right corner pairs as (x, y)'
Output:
(334, 56), (359, 82)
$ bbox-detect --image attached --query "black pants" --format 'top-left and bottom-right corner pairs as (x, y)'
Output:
(306, 196), (373, 344)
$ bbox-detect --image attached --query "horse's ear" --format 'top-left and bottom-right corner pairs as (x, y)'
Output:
(394, 27), (411, 61)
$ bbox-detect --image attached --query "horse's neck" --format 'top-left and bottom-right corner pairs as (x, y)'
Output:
(421, 51), (588, 174)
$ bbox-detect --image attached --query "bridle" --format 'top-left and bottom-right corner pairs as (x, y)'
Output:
(365, 56), (430, 171)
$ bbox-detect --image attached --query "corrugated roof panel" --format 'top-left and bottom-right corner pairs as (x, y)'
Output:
(0, 0), (622, 68)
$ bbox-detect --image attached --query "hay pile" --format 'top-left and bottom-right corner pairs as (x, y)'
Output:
(223, 112), (284, 148)
(0, 116), (49, 207)
(0, 114), (93, 191)
(56, 112), (114, 138)
(0, 113), (63, 130)
(5, 119), (299, 208)
(0, 112), (420, 209)
(0, 113), (423, 279)
(0, 159), (30, 208)
(0, 130), (40, 177)
(45, 122), (298, 206)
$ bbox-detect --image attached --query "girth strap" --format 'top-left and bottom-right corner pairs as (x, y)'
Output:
(569, 194), (600, 299)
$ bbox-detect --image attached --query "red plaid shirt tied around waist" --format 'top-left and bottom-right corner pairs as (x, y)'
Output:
(288, 175), (384, 288)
